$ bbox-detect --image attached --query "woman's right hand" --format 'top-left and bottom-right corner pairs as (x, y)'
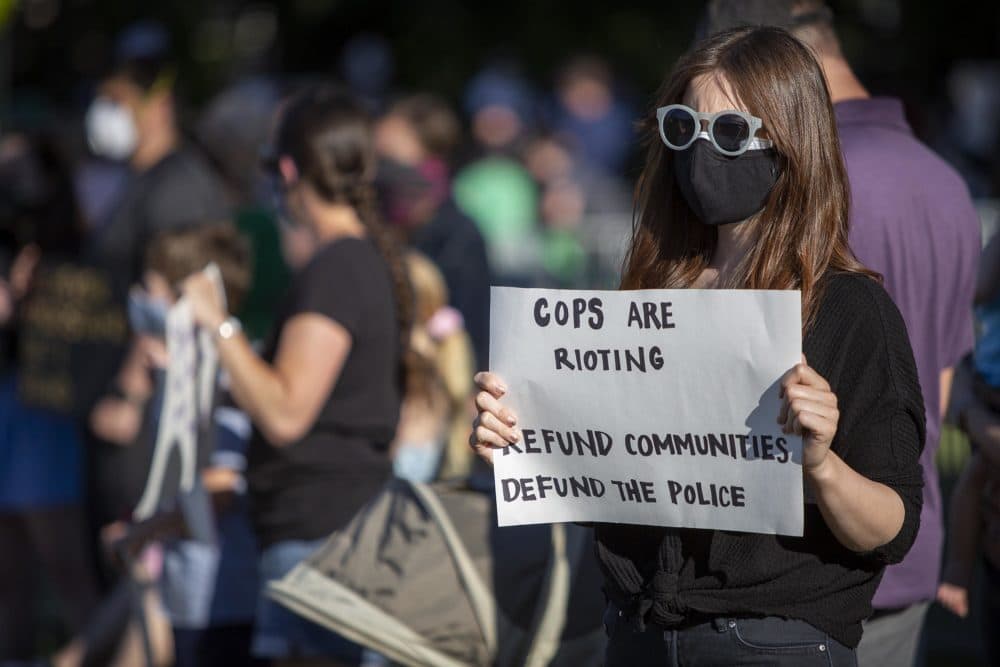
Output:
(469, 372), (520, 464)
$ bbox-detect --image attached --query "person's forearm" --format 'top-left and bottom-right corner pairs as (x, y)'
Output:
(216, 333), (297, 445)
(807, 451), (906, 552)
(940, 367), (955, 418)
(941, 455), (986, 586)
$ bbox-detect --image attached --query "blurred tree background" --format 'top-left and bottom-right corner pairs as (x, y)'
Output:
(3, 0), (999, 145)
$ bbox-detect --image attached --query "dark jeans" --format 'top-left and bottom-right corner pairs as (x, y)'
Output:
(173, 625), (264, 667)
(604, 604), (857, 666)
(984, 559), (1000, 667)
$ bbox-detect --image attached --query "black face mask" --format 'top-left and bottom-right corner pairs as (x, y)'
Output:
(673, 141), (780, 226)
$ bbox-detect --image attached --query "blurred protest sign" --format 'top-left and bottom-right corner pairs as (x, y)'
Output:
(133, 265), (224, 539)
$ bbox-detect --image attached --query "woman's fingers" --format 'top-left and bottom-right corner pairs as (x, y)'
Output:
(470, 374), (516, 467)
(469, 412), (520, 468)
(791, 409), (835, 442)
(779, 395), (835, 429)
(472, 443), (495, 465)
(779, 362), (831, 397)
(471, 416), (512, 449)
(782, 384), (837, 408)
(788, 413), (803, 436)
(475, 390), (517, 427)
(781, 393), (839, 440)
(473, 372), (508, 398)
(778, 368), (837, 428)
(783, 406), (808, 435)
(784, 398), (838, 425)
(180, 273), (226, 328)
(789, 362), (830, 391)
(478, 410), (520, 444)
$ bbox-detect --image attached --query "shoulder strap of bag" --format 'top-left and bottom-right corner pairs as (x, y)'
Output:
(409, 481), (498, 655)
(523, 523), (590, 667)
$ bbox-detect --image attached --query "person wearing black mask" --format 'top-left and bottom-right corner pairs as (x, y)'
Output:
(697, 5), (982, 666)
(665, 105), (780, 225)
(471, 27), (925, 666)
(374, 95), (493, 371)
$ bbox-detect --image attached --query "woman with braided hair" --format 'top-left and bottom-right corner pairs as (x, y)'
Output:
(184, 84), (411, 665)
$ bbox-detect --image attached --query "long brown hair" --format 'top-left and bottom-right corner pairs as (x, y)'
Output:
(274, 85), (414, 389)
(621, 26), (876, 329)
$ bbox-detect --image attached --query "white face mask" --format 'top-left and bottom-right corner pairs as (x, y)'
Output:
(85, 97), (138, 161)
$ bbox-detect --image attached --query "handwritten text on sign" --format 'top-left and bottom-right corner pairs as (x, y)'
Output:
(490, 287), (803, 536)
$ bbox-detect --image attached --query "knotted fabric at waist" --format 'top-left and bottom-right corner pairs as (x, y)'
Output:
(604, 570), (692, 632)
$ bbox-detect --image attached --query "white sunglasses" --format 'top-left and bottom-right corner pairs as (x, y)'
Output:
(656, 104), (774, 156)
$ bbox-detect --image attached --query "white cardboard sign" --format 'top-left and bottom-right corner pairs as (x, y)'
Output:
(490, 287), (804, 536)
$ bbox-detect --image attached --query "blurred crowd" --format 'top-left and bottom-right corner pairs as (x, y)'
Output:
(1, 7), (999, 667)
(0, 19), (636, 667)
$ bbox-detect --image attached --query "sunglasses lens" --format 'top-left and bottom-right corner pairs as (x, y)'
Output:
(713, 114), (751, 153)
(663, 108), (697, 148)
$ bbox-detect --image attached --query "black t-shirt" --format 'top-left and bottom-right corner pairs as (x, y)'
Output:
(248, 237), (401, 547)
(93, 148), (229, 285)
(596, 273), (926, 648)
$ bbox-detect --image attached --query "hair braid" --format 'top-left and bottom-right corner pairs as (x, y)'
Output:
(274, 84), (417, 392)
(348, 181), (415, 392)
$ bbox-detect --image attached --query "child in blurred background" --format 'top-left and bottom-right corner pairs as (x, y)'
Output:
(59, 223), (259, 667)
(391, 252), (474, 482)
(142, 225), (260, 667)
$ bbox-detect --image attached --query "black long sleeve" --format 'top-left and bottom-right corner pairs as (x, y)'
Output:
(813, 273), (925, 565)
(595, 272), (926, 648)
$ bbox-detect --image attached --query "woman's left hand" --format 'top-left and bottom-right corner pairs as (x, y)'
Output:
(182, 272), (227, 332)
(778, 356), (839, 474)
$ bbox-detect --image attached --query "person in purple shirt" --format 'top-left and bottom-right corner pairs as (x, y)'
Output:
(699, 3), (981, 666)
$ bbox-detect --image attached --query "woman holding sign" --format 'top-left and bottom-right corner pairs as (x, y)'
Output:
(471, 26), (924, 666)
(184, 86), (410, 665)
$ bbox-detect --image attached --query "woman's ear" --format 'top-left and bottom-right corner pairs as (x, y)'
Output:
(278, 156), (299, 187)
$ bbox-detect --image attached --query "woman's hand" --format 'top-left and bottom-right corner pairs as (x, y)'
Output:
(779, 356), (839, 475)
(936, 582), (969, 618)
(182, 272), (227, 332)
(469, 372), (520, 464)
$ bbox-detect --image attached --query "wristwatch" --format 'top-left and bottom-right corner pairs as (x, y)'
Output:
(217, 316), (243, 340)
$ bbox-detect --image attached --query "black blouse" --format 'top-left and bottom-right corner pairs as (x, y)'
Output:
(595, 272), (926, 648)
